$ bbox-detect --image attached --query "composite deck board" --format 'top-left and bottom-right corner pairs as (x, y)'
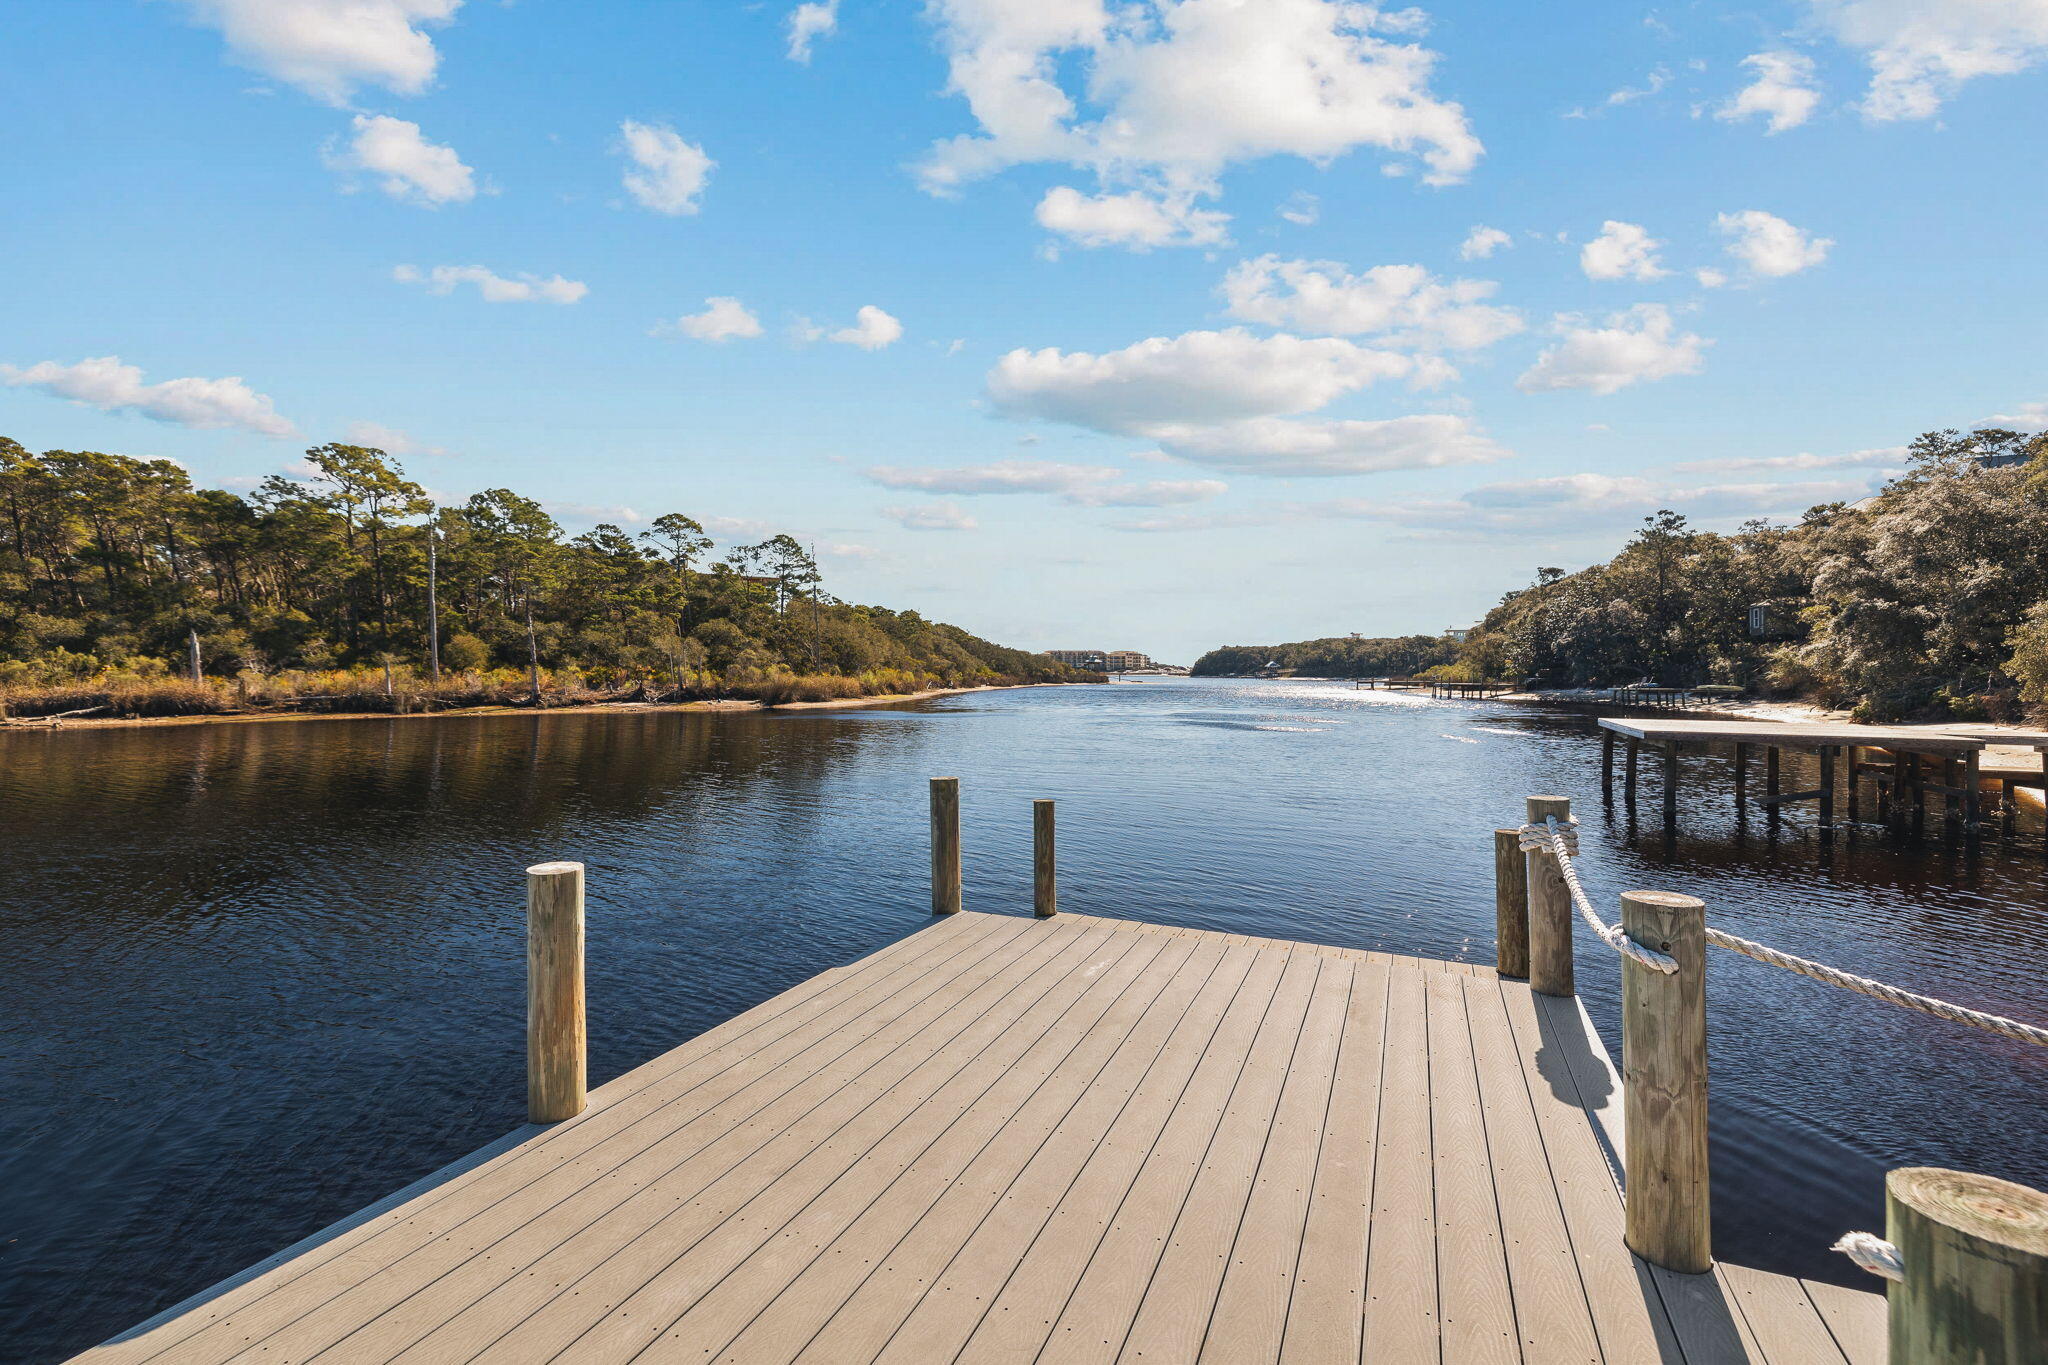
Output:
(77, 912), (1885, 1365)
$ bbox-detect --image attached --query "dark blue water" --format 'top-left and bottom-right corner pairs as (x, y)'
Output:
(3, 678), (2045, 1361)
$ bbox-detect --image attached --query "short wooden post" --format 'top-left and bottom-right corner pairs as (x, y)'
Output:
(1602, 729), (1616, 802)
(1033, 799), (1057, 917)
(931, 777), (962, 915)
(1886, 1167), (2048, 1363)
(1621, 888), (1710, 1274)
(527, 861), (586, 1123)
(1494, 828), (1529, 979)
(1662, 743), (1679, 831)
(1524, 796), (1574, 997)
(1819, 746), (1837, 841)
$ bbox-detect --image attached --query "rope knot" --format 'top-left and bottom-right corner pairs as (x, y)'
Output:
(1516, 816), (1579, 855)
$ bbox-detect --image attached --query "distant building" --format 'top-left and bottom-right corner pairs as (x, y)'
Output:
(1443, 626), (1475, 643)
(1102, 649), (1154, 671)
(1046, 649), (1106, 668)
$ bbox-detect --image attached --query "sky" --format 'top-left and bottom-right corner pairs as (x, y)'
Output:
(4, 1), (2046, 664)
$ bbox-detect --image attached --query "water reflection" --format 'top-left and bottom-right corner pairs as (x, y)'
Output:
(2, 683), (2044, 1361)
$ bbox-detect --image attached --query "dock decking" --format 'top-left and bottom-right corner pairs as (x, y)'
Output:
(77, 911), (1883, 1364)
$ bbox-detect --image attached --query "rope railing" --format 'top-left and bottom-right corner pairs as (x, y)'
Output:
(1515, 815), (2048, 1048)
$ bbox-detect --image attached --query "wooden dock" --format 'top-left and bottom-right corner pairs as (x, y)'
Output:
(76, 910), (1883, 1365)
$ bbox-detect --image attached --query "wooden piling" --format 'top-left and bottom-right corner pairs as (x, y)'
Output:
(1524, 795), (1574, 998)
(1766, 745), (1781, 818)
(1602, 728), (1616, 801)
(1033, 798), (1057, 917)
(1626, 738), (1641, 814)
(526, 861), (587, 1123)
(1733, 742), (1747, 809)
(1662, 743), (1679, 831)
(1494, 828), (1529, 979)
(930, 777), (962, 915)
(1819, 746), (1837, 841)
(1621, 888), (1710, 1274)
(1886, 1167), (2048, 1363)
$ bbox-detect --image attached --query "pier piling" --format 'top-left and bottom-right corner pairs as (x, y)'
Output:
(1621, 888), (1711, 1273)
(1033, 798), (1057, 917)
(526, 860), (587, 1123)
(1886, 1167), (2048, 1364)
(930, 777), (962, 915)
(1524, 795), (1574, 997)
(1494, 828), (1529, 978)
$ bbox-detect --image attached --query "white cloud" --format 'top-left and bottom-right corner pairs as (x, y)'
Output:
(1516, 305), (1709, 395)
(344, 420), (448, 456)
(1132, 413), (1506, 476)
(786, 0), (838, 62)
(830, 305), (903, 350)
(1459, 225), (1511, 260)
(1580, 220), (1668, 281)
(1034, 186), (1231, 249)
(1325, 472), (1870, 533)
(1278, 191), (1320, 225)
(1809, 0), (2048, 120)
(545, 501), (647, 525)
(174, 0), (460, 105)
(989, 327), (1433, 435)
(1, 355), (294, 436)
(617, 120), (713, 215)
(1220, 255), (1523, 351)
(862, 459), (1227, 506)
(1990, 400), (2048, 428)
(917, 0), (1481, 248)
(325, 114), (476, 206)
(1674, 445), (1907, 473)
(1715, 209), (1833, 277)
(1695, 267), (1729, 288)
(1567, 66), (1672, 118)
(392, 264), (587, 303)
(663, 296), (763, 342)
(1718, 51), (1822, 132)
(883, 501), (978, 530)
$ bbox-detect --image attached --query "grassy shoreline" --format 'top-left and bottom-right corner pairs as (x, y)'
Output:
(0, 681), (1074, 732)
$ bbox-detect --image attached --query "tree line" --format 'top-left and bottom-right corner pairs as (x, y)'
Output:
(1195, 427), (2048, 722)
(0, 437), (1093, 710)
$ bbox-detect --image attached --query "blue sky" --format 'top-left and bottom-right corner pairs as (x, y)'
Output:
(5, 1), (2046, 662)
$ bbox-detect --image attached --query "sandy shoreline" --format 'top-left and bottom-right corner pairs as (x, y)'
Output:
(0, 682), (1068, 733)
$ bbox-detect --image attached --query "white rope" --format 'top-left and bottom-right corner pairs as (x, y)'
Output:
(1517, 813), (2048, 1048)
(1703, 926), (2048, 1049)
(1831, 1232), (1904, 1282)
(1518, 817), (1679, 974)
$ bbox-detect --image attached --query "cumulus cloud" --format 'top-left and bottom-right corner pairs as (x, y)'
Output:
(883, 501), (978, 530)
(1580, 220), (1668, 281)
(344, 420), (448, 456)
(1809, 0), (2048, 120)
(786, 0), (838, 62)
(1133, 414), (1505, 476)
(1220, 255), (1523, 351)
(916, 0), (1481, 248)
(618, 120), (713, 215)
(392, 264), (587, 303)
(1459, 225), (1511, 260)
(1035, 187), (1231, 249)
(1278, 191), (1320, 225)
(325, 114), (476, 206)
(2, 355), (294, 436)
(863, 459), (1226, 506)
(1990, 400), (2048, 429)
(1718, 51), (1823, 132)
(830, 305), (904, 350)
(174, 0), (460, 104)
(1517, 305), (1709, 395)
(1715, 209), (1833, 277)
(662, 296), (763, 342)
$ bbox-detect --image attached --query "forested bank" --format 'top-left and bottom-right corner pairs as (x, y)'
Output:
(0, 437), (1096, 720)
(1191, 634), (1460, 680)
(1197, 427), (2048, 722)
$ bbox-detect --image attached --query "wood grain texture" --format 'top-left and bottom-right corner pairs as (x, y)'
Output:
(1887, 1166), (2048, 1364)
(930, 776), (962, 915)
(527, 861), (587, 1124)
(1525, 796), (1575, 999)
(1621, 889), (1710, 1274)
(1495, 828), (1530, 980)
(1034, 798), (1057, 917)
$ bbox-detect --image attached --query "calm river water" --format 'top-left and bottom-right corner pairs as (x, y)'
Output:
(4, 677), (2045, 1360)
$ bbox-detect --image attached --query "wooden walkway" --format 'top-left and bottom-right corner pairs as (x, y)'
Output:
(77, 911), (1883, 1364)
